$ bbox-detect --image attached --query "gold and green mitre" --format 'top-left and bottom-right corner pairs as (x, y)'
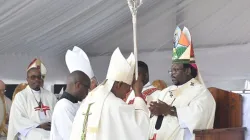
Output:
(172, 26), (196, 68)
(172, 26), (207, 85)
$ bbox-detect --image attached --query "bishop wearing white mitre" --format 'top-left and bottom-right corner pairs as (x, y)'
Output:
(70, 48), (149, 140)
(7, 59), (57, 140)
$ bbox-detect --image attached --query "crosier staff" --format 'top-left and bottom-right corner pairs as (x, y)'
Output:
(127, 0), (143, 80)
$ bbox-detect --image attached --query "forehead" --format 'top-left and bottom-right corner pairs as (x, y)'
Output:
(121, 82), (131, 87)
(0, 84), (5, 89)
(171, 63), (183, 69)
(28, 69), (41, 76)
(138, 67), (145, 72)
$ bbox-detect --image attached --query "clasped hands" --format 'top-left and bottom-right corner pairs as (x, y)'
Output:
(149, 100), (172, 116)
(37, 122), (51, 131)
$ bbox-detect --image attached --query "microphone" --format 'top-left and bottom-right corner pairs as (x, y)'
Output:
(155, 115), (164, 130)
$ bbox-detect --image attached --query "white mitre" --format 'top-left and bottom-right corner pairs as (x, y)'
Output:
(106, 47), (135, 85)
(82, 48), (135, 132)
(65, 47), (94, 79)
(72, 46), (95, 79)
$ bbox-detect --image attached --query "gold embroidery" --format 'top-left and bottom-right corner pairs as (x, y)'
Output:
(172, 78), (199, 98)
(87, 127), (98, 133)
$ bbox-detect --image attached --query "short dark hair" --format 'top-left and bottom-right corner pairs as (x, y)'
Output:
(138, 61), (148, 73)
(183, 64), (197, 78)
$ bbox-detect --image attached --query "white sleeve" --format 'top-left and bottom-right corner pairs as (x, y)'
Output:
(177, 110), (188, 129)
(18, 124), (39, 137)
(129, 97), (150, 135)
(51, 102), (75, 140)
(176, 88), (216, 133)
(10, 94), (40, 136)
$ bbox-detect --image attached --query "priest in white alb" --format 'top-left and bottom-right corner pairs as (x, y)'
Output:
(148, 27), (216, 140)
(50, 71), (90, 140)
(7, 59), (58, 140)
(66, 46), (98, 91)
(50, 48), (92, 140)
(70, 48), (149, 140)
(124, 61), (160, 104)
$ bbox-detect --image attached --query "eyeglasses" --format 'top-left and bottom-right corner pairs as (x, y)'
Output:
(168, 68), (184, 74)
(0, 89), (6, 93)
(29, 75), (42, 80)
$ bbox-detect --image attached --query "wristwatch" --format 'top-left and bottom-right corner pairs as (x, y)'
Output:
(170, 106), (177, 115)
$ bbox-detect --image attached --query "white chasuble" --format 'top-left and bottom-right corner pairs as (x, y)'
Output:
(70, 81), (150, 140)
(7, 86), (57, 140)
(149, 78), (216, 140)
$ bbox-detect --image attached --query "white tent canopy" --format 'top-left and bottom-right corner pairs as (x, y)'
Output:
(0, 0), (250, 90)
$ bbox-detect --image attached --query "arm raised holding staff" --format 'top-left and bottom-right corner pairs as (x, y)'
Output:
(127, 0), (143, 80)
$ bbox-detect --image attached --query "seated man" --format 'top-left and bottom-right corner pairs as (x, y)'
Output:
(0, 80), (12, 137)
(70, 48), (149, 140)
(0, 94), (6, 139)
(148, 27), (216, 140)
(7, 59), (57, 140)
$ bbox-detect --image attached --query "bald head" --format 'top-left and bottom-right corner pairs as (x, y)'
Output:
(0, 80), (4, 86)
(0, 80), (6, 95)
(66, 71), (90, 101)
(67, 71), (90, 86)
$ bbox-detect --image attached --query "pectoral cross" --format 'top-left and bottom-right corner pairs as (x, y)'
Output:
(34, 102), (50, 115)
(190, 82), (194, 86)
(170, 91), (173, 98)
(82, 112), (92, 116)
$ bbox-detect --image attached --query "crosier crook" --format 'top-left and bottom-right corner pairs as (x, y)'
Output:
(127, 0), (143, 80)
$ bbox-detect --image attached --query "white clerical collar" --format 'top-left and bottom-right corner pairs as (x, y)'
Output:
(144, 82), (151, 88)
(31, 88), (41, 94)
(177, 84), (182, 88)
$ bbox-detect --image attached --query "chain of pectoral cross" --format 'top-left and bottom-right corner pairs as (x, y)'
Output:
(31, 89), (42, 111)
(169, 91), (176, 105)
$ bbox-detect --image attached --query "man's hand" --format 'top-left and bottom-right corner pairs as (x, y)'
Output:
(38, 122), (51, 131)
(132, 76), (143, 97)
(149, 100), (171, 116)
